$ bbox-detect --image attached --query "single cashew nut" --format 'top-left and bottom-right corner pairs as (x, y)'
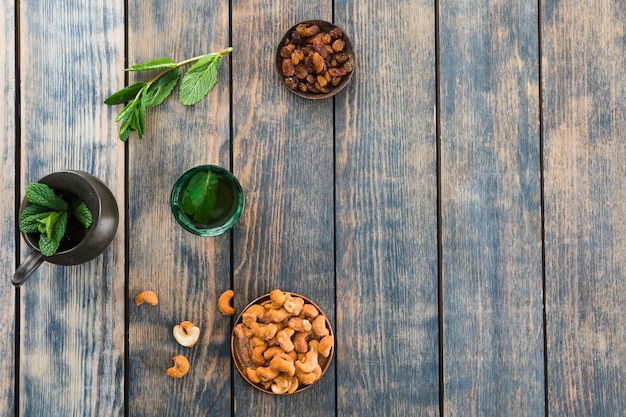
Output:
(312, 315), (329, 337)
(300, 304), (320, 319)
(218, 289), (236, 316)
(269, 289), (287, 306)
(270, 374), (292, 394)
(295, 340), (319, 373)
(166, 355), (189, 379)
(318, 335), (334, 358)
(270, 355), (296, 377)
(283, 295), (304, 315)
(173, 321), (200, 347)
(287, 375), (299, 394)
(135, 290), (158, 306)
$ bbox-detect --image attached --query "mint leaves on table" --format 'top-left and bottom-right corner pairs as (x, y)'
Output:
(19, 183), (93, 256)
(181, 171), (218, 224)
(104, 47), (233, 141)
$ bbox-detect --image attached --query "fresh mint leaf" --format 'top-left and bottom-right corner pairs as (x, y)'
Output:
(138, 87), (148, 139)
(181, 172), (208, 214)
(25, 183), (68, 211)
(104, 81), (146, 105)
(115, 99), (139, 123)
(193, 173), (218, 224)
(21, 203), (50, 217)
(145, 68), (180, 108)
(119, 114), (133, 142)
(72, 201), (93, 229)
(38, 233), (60, 257)
(41, 211), (63, 239)
(20, 210), (54, 234)
(51, 211), (68, 243)
(106, 48), (232, 141)
(125, 58), (177, 72)
(179, 53), (221, 106)
(180, 171), (219, 224)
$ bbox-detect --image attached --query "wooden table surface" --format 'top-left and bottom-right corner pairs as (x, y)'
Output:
(2, 0), (624, 416)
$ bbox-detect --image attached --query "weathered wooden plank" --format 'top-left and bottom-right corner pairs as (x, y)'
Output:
(1, 0), (16, 415)
(542, 1), (626, 416)
(18, 0), (126, 416)
(126, 1), (232, 416)
(231, 1), (336, 415)
(439, 1), (545, 415)
(334, 1), (439, 416)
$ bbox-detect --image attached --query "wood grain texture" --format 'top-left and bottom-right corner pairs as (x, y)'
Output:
(231, 1), (336, 415)
(334, 1), (439, 416)
(542, 1), (626, 416)
(18, 0), (126, 416)
(439, 1), (545, 415)
(126, 1), (232, 416)
(0, 0), (16, 415)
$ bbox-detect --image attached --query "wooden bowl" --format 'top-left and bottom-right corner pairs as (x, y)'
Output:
(276, 20), (355, 99)
(231, 291), (334, 394)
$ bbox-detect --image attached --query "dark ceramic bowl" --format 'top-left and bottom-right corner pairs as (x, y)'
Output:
(231, 291), (334, 394)
(276, 20), (355, 99)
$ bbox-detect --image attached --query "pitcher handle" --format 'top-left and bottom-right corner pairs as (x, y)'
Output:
(13, 250), (45, 286)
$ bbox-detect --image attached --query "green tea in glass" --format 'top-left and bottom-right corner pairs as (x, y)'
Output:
(170, 165), (244, 236)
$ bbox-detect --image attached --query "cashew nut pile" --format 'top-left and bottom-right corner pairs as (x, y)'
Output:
(233, 289), (334, 394)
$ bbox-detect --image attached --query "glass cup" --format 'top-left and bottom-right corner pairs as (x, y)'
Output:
(170, 165), (244, 236)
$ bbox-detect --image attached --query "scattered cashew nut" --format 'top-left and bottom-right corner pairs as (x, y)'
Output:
(218, 289), (236, 316)
(135, 290), (158, 306)
(166, 355), (189, 379)
(173, 321), (200, 347)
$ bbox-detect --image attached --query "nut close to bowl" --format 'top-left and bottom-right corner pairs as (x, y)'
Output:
(231, 291), (334, 394)
(276, 20), (354, 99)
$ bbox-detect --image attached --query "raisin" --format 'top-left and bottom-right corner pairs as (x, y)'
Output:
(282, 59), (295, 77)
(284, 76), (299, 89)
(335, 52), (349, 64)
(280, 44), (296, 58)
(328, 27), (343, 39)
(291, 49), (305, 65)
(296, 24), (320, 37)
(295, 63), (308, 79)
(332, 39), (345, 52)
(328, 67), (348, 77)
(315, 82), (330, 94)
(312, 52), (325, 73)
(310, 36), (328, 58)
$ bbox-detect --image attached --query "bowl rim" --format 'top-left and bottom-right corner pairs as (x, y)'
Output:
(231, 291), (334, 394)
(275, 19), (355, 99)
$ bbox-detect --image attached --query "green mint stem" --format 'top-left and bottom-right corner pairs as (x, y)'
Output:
(133, 47), (234, 101)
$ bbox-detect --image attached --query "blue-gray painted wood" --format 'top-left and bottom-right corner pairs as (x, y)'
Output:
(1, 0), (16, 414)
(231, 2), (337, 416)
(439, 1), (545, 415)
(126, 1), (233, 416)
(542, 1), (626, 416)
(334, 1), (440, 416)
(18, 0), (126, 416)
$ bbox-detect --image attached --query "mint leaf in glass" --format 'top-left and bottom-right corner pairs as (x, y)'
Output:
(181, 171), (219, 224)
